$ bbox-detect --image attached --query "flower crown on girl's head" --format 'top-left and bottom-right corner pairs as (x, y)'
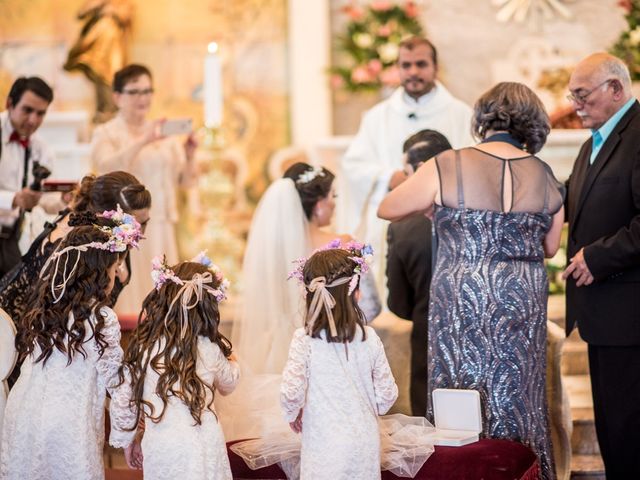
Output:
(40, 206), (144, 304)
(151, 251), (230, 301)
(96, 205), (144, 252)
(288, 239), (373, 337)
(288, 239), (373, 294)
(150, 251), (230, 338)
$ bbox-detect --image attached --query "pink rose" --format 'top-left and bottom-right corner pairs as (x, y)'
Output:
(377, 24), (392, 37)
(380, 66), (401, 86)
(330, 74), (345, 89)
(351, 66), (373, 84)
(342, 5), (365, 20)
(404, 1), (419, 18)
(371, 1), (393, 12)
(367, 59), (383, 75)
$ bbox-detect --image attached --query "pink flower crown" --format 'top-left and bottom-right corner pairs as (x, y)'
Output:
(91, 205), (143, 252)
(150, 251), (230, 302)
(40, 206), (144, 304)
(288, 239), (373, 295)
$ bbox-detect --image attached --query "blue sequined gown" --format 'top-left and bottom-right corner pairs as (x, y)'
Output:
(427, 147), (563, 480)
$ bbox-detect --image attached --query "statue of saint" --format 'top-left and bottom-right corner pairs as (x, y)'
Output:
(64, 0), (133, 123)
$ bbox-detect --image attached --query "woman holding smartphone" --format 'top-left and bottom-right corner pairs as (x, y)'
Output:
(91, 63), (197, 315)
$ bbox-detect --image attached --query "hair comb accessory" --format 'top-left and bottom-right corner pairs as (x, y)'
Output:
(296, 166), (325, 185)
(39, 206), (144, 304)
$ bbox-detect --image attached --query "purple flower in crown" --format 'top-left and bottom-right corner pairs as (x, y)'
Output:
(151, 255), (183, 290)
(287, 239), (374, 290)
(93, 205), (144, 252)
(190, 250), (230, 300)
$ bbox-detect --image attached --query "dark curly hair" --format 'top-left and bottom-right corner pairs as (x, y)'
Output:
(283, 162), (335, 220)
(72, 171), (152, 215)
(303, 248), (366, 343)
(472, 82), (550, 154)
(17, 226), (124, 366)
(120, 262), (232, 427)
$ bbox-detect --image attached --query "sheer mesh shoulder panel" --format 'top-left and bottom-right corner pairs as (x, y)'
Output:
(437, 148), (564, 214)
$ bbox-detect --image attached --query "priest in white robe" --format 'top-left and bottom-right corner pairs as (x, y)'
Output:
(338, 36), (474, 292)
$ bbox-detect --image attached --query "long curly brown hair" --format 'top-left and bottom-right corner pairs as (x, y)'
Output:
(303, 248), (366, 343)
(17, 226), (123, 365)
(120, 262), (232, 427)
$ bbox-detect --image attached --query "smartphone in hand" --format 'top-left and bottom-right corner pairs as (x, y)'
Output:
(160, 118), (193, 136)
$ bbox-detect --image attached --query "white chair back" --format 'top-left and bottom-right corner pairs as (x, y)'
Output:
(0, 307), (17, 441)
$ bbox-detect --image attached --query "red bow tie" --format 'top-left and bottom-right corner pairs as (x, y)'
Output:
(9, 131), (29, 149)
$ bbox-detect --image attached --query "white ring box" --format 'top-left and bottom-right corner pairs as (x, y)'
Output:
(430, 388), (482, 446)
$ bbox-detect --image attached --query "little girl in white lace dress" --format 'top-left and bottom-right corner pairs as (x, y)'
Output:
(0, 218), (142, 480)
(281, 245), (398, 480)
(114, 256), (240, 480)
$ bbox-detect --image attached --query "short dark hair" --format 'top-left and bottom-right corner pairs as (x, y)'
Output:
(113, 64), (152, 92)
(403, 129), (452, 170)
(7, 76), (54, 106)
(472, 82), (550, 154)
(398, 36), (437, 66)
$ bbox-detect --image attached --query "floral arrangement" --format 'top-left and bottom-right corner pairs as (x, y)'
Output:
(151, 251), (230, 302)
(288, 239), (374, 295)
(330, 1), (423, 92)
(92, 205), (143, 252)
(610, 0), (640, 81)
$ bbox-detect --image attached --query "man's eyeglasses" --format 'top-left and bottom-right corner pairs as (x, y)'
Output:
(566, 79), (611, 105)
(121, 88), (154, 97)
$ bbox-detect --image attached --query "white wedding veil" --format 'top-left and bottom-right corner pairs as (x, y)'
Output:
(232, 177), (310, 375)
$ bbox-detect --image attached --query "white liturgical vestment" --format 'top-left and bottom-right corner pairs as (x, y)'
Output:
(338, 83), (473, 290)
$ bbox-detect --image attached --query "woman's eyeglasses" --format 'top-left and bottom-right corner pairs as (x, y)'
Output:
(121, 88), (154, 97)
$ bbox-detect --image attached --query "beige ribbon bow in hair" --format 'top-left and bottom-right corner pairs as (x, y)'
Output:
(306, 275), (352, 338)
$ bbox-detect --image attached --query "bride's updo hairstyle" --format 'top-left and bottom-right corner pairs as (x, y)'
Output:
(472, 82), (550, 154)
(73, 171), (152, 214)
(283, 162), (335, 220)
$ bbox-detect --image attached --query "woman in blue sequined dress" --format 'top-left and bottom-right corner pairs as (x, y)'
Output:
(378, 82), (565, 480)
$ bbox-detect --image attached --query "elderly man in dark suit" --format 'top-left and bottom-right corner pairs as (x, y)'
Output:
(563, 52), (640, 479)
(385, 129), (451, 417)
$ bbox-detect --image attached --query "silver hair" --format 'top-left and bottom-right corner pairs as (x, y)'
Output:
(600, 56), (632, 89)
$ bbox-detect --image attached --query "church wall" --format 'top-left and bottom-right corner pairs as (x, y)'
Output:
(331, 0), (628, 134)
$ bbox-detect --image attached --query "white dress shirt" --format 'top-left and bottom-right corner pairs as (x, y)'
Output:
(0, 111), (54, 227)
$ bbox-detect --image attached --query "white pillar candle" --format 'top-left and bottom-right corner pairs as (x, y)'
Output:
(204, 42), (223, 128)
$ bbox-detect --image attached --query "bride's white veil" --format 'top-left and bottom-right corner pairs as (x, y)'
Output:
(232, 178), (310, 375)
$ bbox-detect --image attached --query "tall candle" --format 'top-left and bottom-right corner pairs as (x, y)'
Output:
(204, 42), (223, 128)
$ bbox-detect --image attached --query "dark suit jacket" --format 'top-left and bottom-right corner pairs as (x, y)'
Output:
(386, 214), (432, 323)
(566, 100), (640, 345)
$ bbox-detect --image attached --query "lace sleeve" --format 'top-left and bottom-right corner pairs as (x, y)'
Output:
(94, 307), (137, 448)
(280, 328), (310, 422)
(198, 338), (240, 396)
(367, 327), (398, 415)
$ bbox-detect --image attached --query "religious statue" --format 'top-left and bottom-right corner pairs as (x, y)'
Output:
(64, 0), (133, 123)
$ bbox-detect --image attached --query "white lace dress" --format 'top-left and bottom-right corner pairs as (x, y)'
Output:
(0, 307), (136, 480)
(123, 338), (240, 480)
(281, 326), (398, 480)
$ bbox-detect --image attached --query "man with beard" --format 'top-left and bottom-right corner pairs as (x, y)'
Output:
(338, 36), (472, 289)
